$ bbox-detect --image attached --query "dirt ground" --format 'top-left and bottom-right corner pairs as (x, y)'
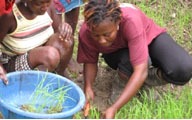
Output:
(71, 64), (191, 112)
(72, 65), (114, 111)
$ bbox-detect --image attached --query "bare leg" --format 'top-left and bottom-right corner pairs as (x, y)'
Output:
(28, 46), (60, 71)
(65, 7), (80, 35)
(65, 7), (83, 77)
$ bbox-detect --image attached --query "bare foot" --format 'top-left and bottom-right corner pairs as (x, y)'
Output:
(68, 58), (83, 74)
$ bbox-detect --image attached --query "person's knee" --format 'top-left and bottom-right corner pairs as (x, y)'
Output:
(42, 46), (60, 70)
(180, 63), (192, 84)
(163, 64), (192, 85)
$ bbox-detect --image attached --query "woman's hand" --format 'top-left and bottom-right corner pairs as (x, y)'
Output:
(102, 106), (117, 119)
(83, 86), (94, 118)
(83, 63), (97, 117)
(0, 64), (8, 85)
(58, 22), (73, 40)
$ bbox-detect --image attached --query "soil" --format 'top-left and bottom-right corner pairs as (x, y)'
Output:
(72, 65), (114, 111)
(71, 64), (191, 112)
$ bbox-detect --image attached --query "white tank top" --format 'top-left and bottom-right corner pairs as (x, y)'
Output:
(1, 4), (54, 56)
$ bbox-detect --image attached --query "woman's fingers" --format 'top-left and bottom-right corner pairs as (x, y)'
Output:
(0, 66), (8, 85)
(58, 22), (73, 39)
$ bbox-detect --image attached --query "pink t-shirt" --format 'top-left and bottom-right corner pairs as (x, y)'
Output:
(77, 3), (166, 66)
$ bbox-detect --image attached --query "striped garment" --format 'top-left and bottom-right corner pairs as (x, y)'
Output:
(54, 0), (84, 13)
(0, 4), (54, 56)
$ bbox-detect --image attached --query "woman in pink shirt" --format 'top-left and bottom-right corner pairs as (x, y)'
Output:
(77, 0), (192, 118)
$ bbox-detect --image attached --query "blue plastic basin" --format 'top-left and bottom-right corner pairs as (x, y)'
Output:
(0, 70), (85, 119)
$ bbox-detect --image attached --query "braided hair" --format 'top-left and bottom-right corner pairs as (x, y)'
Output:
(84, 0), (122, 30)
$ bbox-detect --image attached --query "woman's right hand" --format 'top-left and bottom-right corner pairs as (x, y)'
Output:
(58, 22), (73, 40)
(0, 64), (8, 85)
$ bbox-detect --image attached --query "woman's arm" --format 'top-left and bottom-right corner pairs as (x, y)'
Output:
(104, 61), (148, 118)
(84, 63), (98, 100)
(0, 12), (16, 84)
(47, 1), (62, 33)
(48, 2), (73, 40)
(0, 13), (16, 42)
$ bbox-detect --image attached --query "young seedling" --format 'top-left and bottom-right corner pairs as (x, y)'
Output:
(20, 72), (75, 114)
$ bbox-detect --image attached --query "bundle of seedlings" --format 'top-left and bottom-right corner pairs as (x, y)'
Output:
(20, 74), (74, 114)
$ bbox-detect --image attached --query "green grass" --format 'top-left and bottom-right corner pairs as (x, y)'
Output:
(74, 83), (192, 119)
(20, 73), (73, 114)
(115, 84), (192, 119)
(73, 0), (192, 119)
(74, 104), (101, 119)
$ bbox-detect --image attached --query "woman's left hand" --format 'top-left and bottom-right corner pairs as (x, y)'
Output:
(58, 22), (73, 40)
(102, 106), (117, 119)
